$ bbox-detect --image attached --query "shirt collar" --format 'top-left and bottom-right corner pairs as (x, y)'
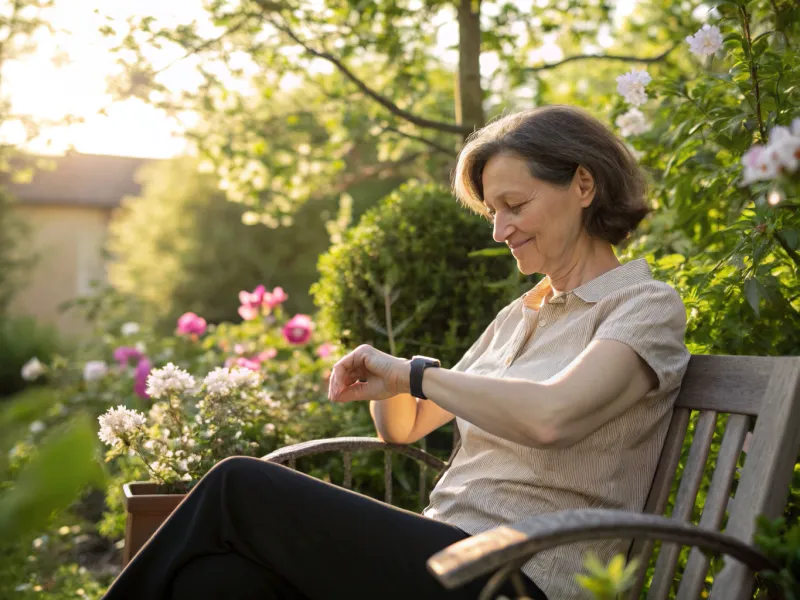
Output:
(522, 258), (653, 309)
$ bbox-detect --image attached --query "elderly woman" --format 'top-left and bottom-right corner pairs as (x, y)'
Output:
(103, 105), (689, 600)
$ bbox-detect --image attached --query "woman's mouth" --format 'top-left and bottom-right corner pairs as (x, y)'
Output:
(509, 238), (533, 254)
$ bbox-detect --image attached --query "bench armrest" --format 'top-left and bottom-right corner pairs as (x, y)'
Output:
(262, 436), (447, 471)
(427, 508), (778, 590)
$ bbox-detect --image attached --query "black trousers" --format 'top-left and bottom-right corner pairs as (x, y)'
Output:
(103, 457), (548, 600)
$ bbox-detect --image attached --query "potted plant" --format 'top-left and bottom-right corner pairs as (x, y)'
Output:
(95, 286), (339, 565)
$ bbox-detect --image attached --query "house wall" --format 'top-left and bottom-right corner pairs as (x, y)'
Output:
(9, 204), (111, 337)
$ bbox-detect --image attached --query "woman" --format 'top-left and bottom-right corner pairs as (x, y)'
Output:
(103, 105), (689, 600)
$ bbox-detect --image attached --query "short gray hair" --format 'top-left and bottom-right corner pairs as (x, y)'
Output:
(452, 105), (650, 245)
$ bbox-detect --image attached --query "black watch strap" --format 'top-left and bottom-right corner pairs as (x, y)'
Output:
(410, 356), (441, 400)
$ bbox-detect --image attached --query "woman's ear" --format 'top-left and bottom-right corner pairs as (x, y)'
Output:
(575, 166), (596, 208)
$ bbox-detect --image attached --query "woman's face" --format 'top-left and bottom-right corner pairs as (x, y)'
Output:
(482, 152), (594, 276)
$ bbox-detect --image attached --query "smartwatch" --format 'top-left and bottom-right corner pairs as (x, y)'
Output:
(409, 355), (441, 400)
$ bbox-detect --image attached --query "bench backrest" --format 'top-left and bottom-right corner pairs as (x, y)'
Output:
(628, 355), (800, 600)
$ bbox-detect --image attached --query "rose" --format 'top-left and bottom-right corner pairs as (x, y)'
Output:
(282, 314), (313, 345)
(113, 346), (144, 366)
(238, 285), (267, 320)
(176, 312), (207, 336)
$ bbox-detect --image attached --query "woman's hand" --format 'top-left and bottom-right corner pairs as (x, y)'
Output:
(328, 345), (411, 403)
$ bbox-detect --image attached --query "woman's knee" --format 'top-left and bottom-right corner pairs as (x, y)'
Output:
(203, 456), (285, 490)
(169, 554), (277, 599)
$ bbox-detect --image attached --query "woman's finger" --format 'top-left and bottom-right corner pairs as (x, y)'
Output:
(334, 377), (386, 403)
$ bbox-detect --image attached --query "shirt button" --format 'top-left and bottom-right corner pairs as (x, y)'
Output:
(539, 320), (547, 327)
(506, 356), (513, 365)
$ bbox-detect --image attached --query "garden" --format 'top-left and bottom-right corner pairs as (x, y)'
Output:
(1, 0), (799, 598)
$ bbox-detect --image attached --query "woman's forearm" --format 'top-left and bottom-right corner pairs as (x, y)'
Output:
(420, 368), (554, 447)
(369, 394), (418, 443)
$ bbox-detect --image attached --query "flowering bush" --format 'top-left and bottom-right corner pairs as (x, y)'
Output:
(96, 362), (274, 488)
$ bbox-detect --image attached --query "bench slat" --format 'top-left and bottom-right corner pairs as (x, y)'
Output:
(648, 410), (717, 600)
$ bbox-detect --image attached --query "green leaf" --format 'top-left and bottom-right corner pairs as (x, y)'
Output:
(0, 417), (105, 542)
(744, 278), (761, 316)
(468, 247), (510, 258)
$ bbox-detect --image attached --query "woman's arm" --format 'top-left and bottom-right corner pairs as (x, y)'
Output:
(330, 339), (656, 449)
(420, 339), (657, 448)
(369, 394), (454, 444)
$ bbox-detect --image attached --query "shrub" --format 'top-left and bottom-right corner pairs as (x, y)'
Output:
(312, 180), (525, 368)
(0, 316), (61, 398)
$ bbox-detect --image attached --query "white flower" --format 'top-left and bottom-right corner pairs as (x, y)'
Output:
(741, 145), (778, 185)
(83, 360), (108, 382)
(615, 108), (650, 137)
(769, 129), (800, 173)
(97, 405), (147, 446)
(181, 473), (192, 482)
(120, 322), (140, 336)
(135, 341), (147, 354)
(263, 423), (276, 434)
(686, 24), (723, 57)
(203, 366), (260, 398)
(146, 363), (196, 399)
(21, 357), (46, 381)
(230, 367), (260, 389)
(616, 69), (652, 106)
(741, 121), (800, 185)
(29, 420), (46, 434)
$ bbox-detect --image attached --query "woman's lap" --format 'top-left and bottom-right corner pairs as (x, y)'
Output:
(104, 456), (545, 600)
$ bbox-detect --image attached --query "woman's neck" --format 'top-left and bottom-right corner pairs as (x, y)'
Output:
(546, 243), (620, 296)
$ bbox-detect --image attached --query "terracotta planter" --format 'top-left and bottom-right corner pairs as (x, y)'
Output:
(122, 482), (185, 566)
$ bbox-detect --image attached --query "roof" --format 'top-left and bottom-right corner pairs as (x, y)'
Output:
(3, 152), (155, 208)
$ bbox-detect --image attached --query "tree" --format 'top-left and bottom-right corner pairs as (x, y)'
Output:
(107, 156), (403, 329)
(102, 0), (693, 222)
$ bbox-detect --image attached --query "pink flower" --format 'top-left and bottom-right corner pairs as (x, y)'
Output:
(236, 357), (262, 371)
(257, 348), (277, 361)
(177, 312), (207, 336)
(234, 344), (246, 355)
(114, 346), (144, 366)
(282, 314), (314, 345)
(264, 287), (289, 310)
(134, 358), (152, 399)
(238, 285), (266, 321)
(316, 343), (334, 358)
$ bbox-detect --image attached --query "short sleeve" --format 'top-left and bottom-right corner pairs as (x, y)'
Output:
(593, 282), (690, 393)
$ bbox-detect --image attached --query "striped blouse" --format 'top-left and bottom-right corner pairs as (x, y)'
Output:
(422, 258), (690, 598)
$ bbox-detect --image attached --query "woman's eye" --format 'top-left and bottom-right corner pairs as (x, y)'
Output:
(509, 204), (524, 214)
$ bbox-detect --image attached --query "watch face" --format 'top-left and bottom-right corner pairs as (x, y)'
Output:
(413, 355), (440, 367)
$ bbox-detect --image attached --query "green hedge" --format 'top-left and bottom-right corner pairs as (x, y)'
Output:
(312, 180), (524, 368)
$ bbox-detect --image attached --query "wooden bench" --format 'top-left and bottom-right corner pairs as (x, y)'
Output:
(264, 354), (800, 598)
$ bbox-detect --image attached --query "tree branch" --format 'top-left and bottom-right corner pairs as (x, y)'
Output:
(310, 151), (427, 201)
(252, 3), (470, 135)
(523, 43), (679, 73)
(383, 125), (456, 157)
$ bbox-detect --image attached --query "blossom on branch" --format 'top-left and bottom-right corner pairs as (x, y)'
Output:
(616, 69), (651, 106)
(615, 108), (650, 137)
(686, 25), (723, 57)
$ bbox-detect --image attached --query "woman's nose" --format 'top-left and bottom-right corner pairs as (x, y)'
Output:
(492, 213), (512, 244)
